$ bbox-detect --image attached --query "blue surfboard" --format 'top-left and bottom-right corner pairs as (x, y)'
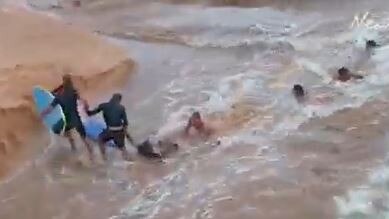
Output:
(33, 86), (66, 135)
(84, 118), (115, 147)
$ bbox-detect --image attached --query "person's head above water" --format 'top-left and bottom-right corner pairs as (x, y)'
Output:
(337, 66), (363, 81)
(190, 111), (204, 130)
(366, 40), (378, 49)
(292, 84), (305, 97)
(338, 67), (350, 76)
(110, 93), (122, 104)
(338, 67), (349, 75)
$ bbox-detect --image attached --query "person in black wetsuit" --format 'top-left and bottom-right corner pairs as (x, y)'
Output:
(85, 93), (134, 161)
(41, 74), (94, 160)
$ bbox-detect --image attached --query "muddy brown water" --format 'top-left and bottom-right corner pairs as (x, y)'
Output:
(2, 0), (389, 218)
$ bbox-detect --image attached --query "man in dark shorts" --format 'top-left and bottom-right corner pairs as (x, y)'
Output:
(85, 93), (134, 161)
(41, 74), (93, 160)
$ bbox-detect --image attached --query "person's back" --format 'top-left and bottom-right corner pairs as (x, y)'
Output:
(98, 102), (126, 128)
(292, 84), (305, 103)
(56, 87), (79, 120)
(86, 93), (132, 161)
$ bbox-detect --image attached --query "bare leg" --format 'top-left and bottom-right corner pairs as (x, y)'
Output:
(120, 147), (131, 161)
(81, 137), (94, 162)
(64, 131), (76, 152)
(98, 140), (107, 161)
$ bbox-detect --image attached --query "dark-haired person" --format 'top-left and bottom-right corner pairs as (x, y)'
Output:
(337, 67), (363, 82)
(41, 74), (93, 160)
(85, 93), (134, 161)
(366, 40), (379, 50)
(292, 84), (336, 105)
(184, 111), (214, 138)
(292, 84), (306, 103)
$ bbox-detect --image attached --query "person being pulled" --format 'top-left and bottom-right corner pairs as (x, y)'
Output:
(85, 93), (134, 161)
(136, 111), (213, 160)
(184, 111), (214, 138)
(41, 74), (94, 160)
(136, 137), (179, 160)
(337, 67), (363, 82)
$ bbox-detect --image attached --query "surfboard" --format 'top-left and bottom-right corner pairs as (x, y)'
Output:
(33, 86), (66, 135)
(83, 118), (116, 147)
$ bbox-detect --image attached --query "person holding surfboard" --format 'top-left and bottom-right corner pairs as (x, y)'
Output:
(84, 93), (134, 161)
(41, 74), (94, 160)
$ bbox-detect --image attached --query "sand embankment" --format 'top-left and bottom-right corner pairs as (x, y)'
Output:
(0, 8), (136, 178)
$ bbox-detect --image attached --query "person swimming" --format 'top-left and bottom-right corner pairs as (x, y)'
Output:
(366, 40), (379, 50)
(184, 111), (213, 137)
(292, 84), (306, 103)
(337, 67), (363, 82)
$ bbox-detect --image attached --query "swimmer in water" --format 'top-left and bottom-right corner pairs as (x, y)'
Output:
(366, 40), (379, 50)
(85, 93), (134, 161)
(292, 84), (306, 103)
(42, 74), (94, 160)
(184, 111), (214, 138)
(337, 67), (363, 82)
(292, 84), (337, 105)
(136, 111), (214, 160)
(136, 138), (179, 160)
(136, 111), (219, 161)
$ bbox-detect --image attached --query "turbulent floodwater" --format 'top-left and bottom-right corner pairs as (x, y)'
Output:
(3, 0), (389, 218)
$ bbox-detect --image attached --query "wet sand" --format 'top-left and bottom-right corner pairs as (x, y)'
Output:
(0, 7), (135, 178)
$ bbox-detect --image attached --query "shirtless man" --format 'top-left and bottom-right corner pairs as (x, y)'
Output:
(366, 40), (379, 50)
(136, 111), (214, 160)
(184, 111), (214, 138)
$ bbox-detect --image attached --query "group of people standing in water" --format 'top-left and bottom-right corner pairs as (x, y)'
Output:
(41, 39), (379, 163)
(41, 74), (211, 162)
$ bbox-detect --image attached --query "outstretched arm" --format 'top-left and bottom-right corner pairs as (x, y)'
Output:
(86, 104), (102, 116)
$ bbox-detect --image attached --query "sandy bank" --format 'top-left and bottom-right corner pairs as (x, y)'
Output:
(0, 8), (136, 179)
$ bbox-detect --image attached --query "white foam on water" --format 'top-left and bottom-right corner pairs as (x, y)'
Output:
(335, 134), (389, 219)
